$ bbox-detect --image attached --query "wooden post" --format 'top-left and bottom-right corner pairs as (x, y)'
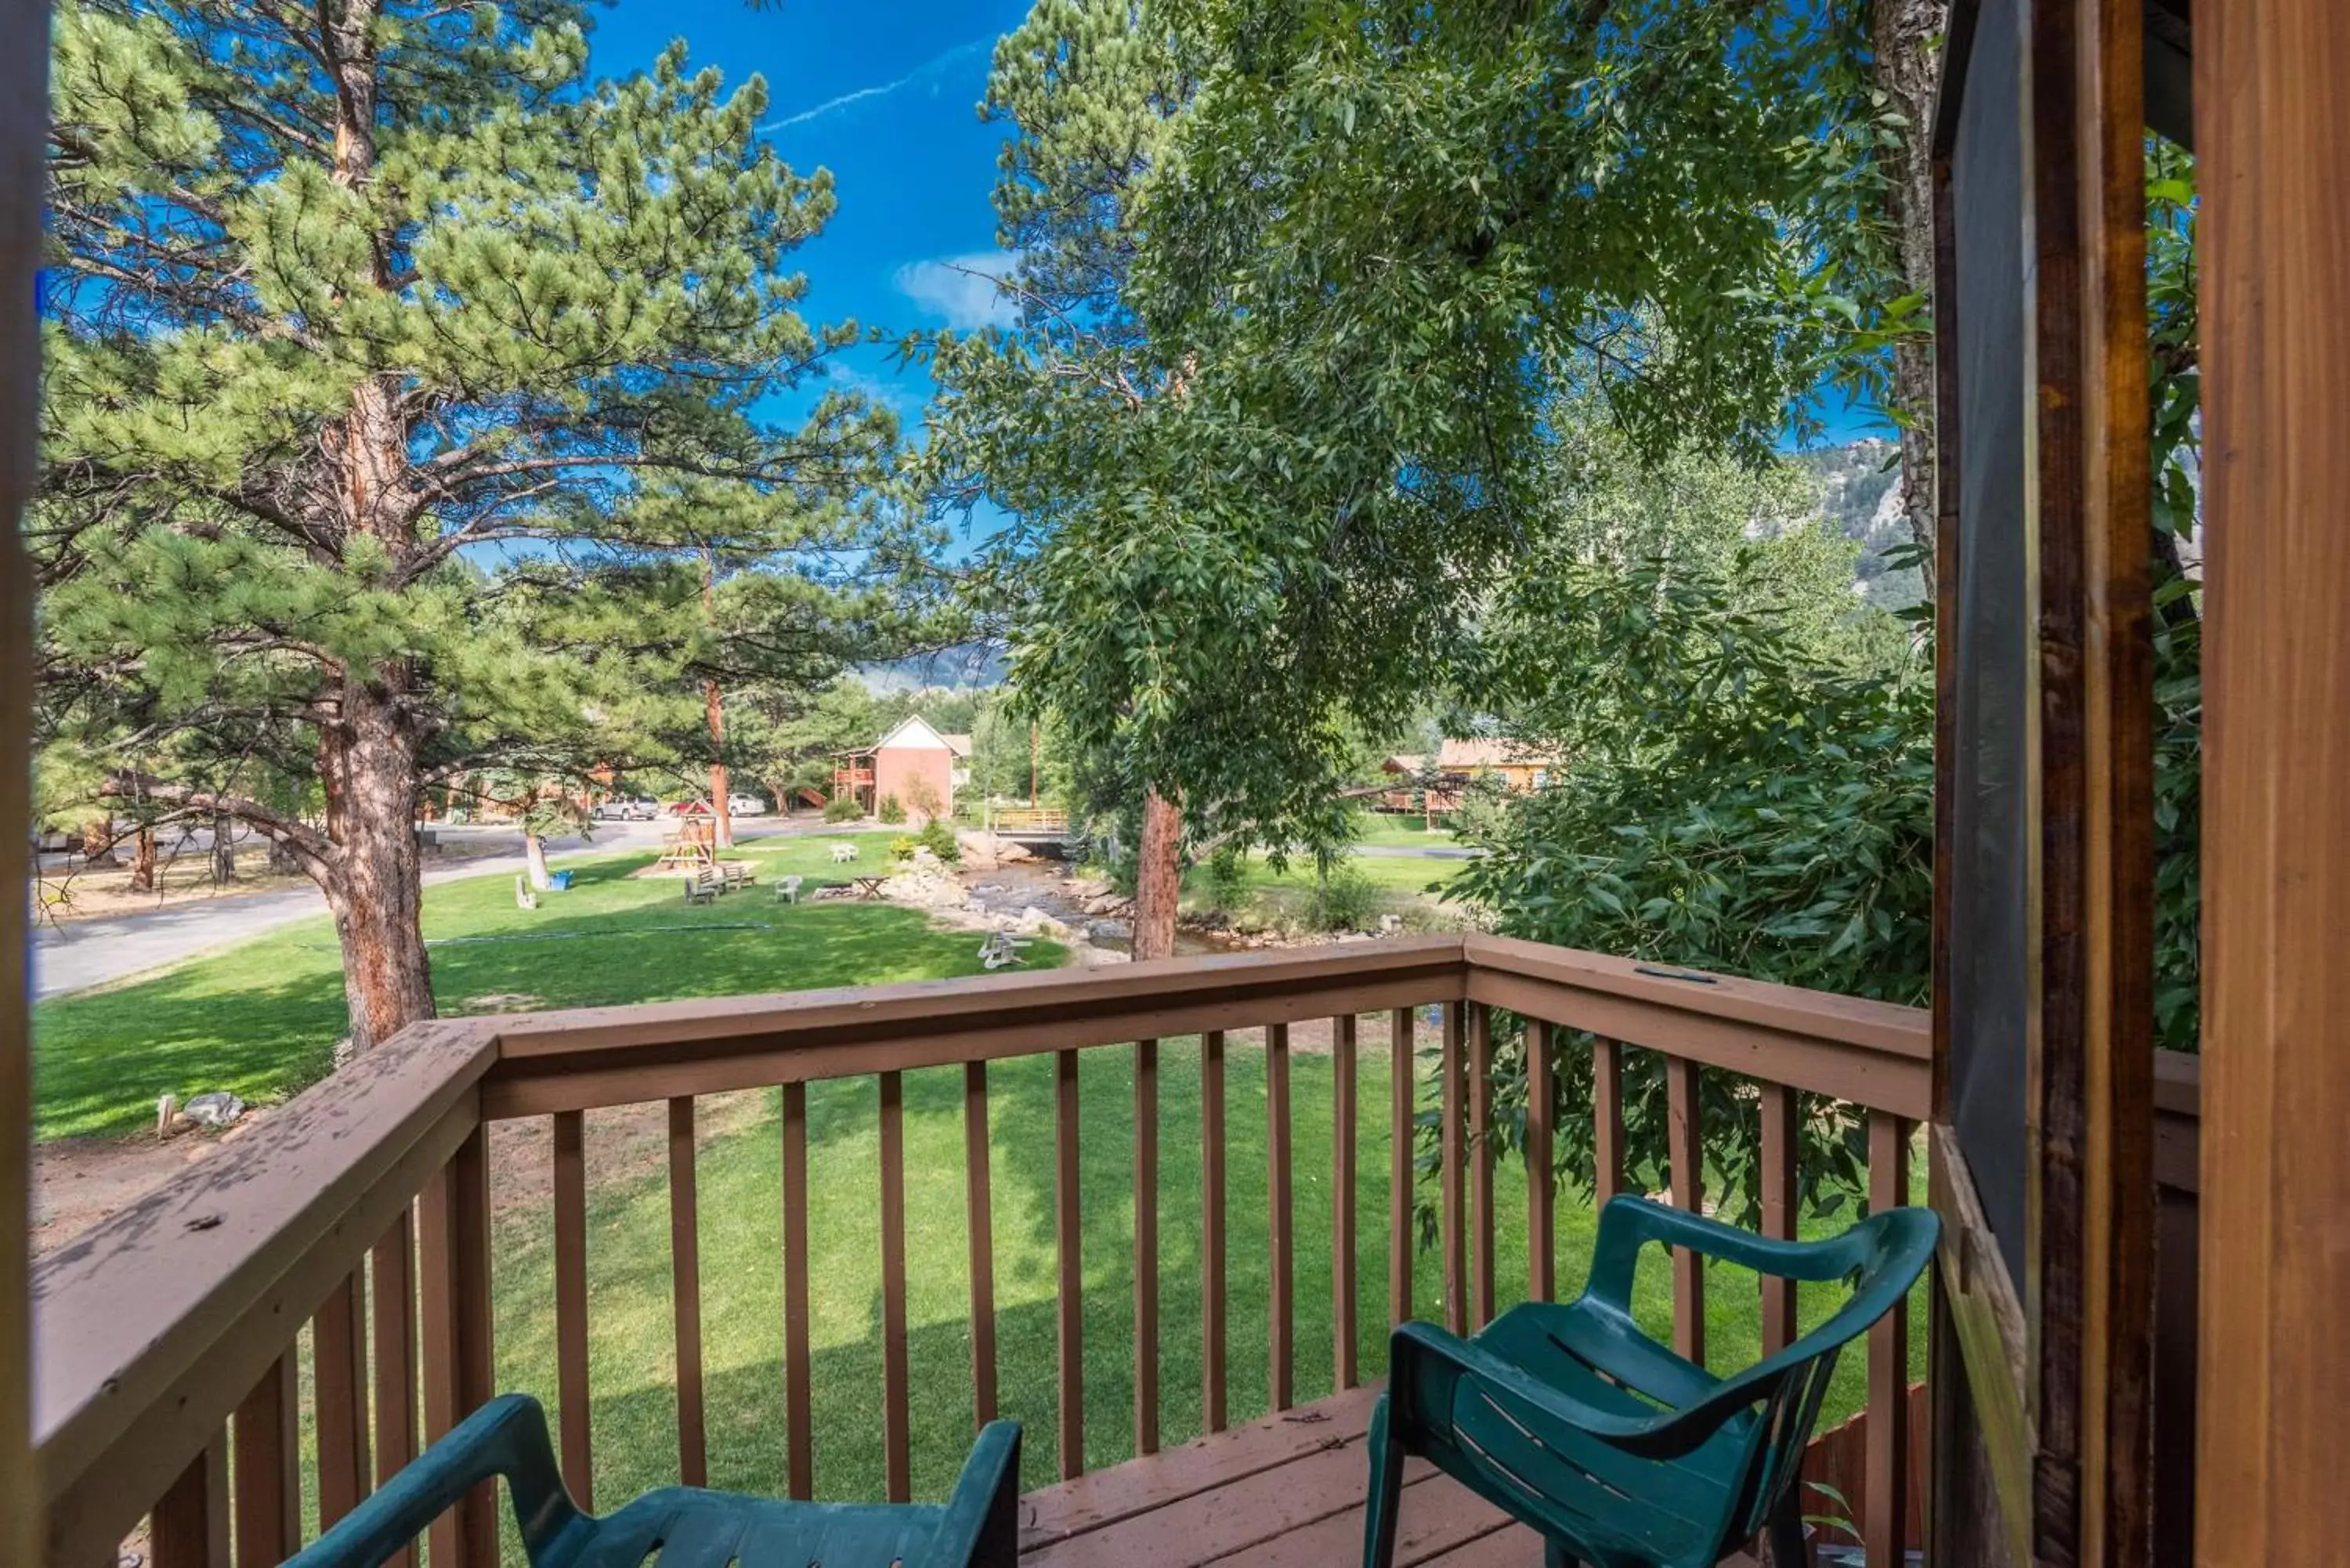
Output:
(0, 2), (39, 1550)
(2194, 4), (2350, 1563)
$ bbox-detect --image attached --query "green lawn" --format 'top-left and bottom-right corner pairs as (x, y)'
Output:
(33, 833), (1055, 1140)
(1350, 820), (1467, 850)
(487, 1032), (1925, 1510)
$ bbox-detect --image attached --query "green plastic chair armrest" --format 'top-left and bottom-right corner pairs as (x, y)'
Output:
(283, 1395), (583, 1568)
(931, 1421), (1022, 1568)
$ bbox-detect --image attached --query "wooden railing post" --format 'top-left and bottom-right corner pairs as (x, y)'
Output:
(1389, 1008), (1414, 1330)
(1054, 1048), (1084, 1478)
(1759, 1084), (1799, 1354)
(371, 1211), (419, 1568)
(419, 1123), (494, 1568)
(150, 1429), (228, 1568)
(1441, 1004), (1466, 1335)
(1133, 1039), (1160, 1456)
(964, 1062), (1000, 1429)
(1593, 1035), (1625, 1205)
(231, 1353), (299, 1565)
(667, 1097), (707, 1487)
(1866, 1111), (1912, 1567)
(1665, 1055), (1705, 1367)
(1267, 1023), (1294, 1411)
(1467, 1003), (1495, 1330)
(1332, 1014), (1358, 1390)
(781, 1081), (814, 1500)
(1202, 1031), (1228, 1434)
(880, 1071), (912, 1502)
(1526, 1019), (1555, 1303)
(314, 1273), (373, 1526)
(551, 1108), (592, 1508)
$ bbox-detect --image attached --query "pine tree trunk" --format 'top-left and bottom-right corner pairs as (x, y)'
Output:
(1132, 786), (1183, 961)
(211, 815), (237, 884)
(268, 836), (304, 876)
(127, 828), (156, 893)
(80, 818), (119, 868)
(707, 677), (732, 849)
(1874, 0), (1948, 596)
(319, 687), (436, 1052)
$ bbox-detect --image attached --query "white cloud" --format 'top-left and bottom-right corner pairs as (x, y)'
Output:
(893, 251), (1021, 331)
(760, 36), (992, 132)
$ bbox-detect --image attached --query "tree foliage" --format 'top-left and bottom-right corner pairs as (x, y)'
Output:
(38, 0), (904, 1044)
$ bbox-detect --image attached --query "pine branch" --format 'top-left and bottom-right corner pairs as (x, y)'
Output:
(101, 773), (336, 869)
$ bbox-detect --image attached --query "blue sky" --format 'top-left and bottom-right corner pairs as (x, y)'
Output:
(589, 0), (1028, 446)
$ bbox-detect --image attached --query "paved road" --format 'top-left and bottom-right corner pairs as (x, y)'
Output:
(29, 818), (833, 1000)
(1355, 843), (1484, 861)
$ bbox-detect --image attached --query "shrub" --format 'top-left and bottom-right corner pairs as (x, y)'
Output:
(877, 793), (906, 825)
(1306, 859), (1381, 932)
(1202, 847), (1252, 912)
(822, 796), (862, 824)
(888, 834), (919, 862)
(917, 819), (961, 863)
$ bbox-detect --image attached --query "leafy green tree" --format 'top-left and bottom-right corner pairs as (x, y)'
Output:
(1139, 0), (1911, 483)
(38, 0), (897, 1046)
(923, 1), (1499, 955)
(1459, 549), (1932, 1212)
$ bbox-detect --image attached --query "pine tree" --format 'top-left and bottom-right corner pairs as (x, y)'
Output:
(39, 0), (902, 1047)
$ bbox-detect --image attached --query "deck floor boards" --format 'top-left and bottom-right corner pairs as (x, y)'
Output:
(1019, 1384), (1542, 1568)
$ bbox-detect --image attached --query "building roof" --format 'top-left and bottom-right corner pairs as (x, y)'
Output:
(939, 732), (974, 757)
(1382, 739), (1564, 774)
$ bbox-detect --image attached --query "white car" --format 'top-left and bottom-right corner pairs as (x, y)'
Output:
(726, 794), (766, 817)
(591, 797), (659, 822)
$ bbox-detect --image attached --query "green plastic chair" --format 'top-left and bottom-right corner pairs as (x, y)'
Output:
(284, 1395), (1021, 1568)
(1365, 1195), (1937, 1568)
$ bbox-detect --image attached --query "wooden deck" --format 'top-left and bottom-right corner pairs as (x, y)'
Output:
(1018, 1385), (1542, 1568)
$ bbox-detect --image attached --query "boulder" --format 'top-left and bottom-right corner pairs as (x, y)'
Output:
(1086, 918), (1133, 945)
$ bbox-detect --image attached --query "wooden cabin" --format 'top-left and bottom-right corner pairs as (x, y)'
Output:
(5, 2), (2346, 1566)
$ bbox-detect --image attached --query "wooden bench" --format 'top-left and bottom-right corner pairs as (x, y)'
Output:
(721, 861), (754, 891)
(682, 869), (720, 905)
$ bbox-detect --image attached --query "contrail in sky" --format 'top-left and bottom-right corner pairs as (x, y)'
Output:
(760, 35), (993, 131)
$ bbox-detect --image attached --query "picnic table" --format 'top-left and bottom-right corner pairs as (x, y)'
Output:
(851, 874), (887, 900)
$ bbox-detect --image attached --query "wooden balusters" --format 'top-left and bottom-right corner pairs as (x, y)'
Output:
(232, 1353), (299, 1565)
(964, 1061), (1000, 1427)
(667, 1098), (708, 1487)
(781, 1081), (814, 1500)
(1202, 1030), (1228, 1434)
(314, 1273), (373, 1526)
(1526, 1019), (1556, 1303)
(1441, 1004), (1466, 1335)
(1665, 1056), (1705, 1366)
(1267, 1023), (1294, 1411)
(1593, 1035), (1625, 1205)
(1054, 1048), (1083, 1479)
(1390, 1007), (1414, 1329)
(151, 1429), (229, 1568)
(1758, 1085), (1799, 1355)
(420, 1124), (494, 1568)
(1133, 1039), (1160, 1456)
(1332, 1013), (1358, 1391)
(1467, 1003), (1495, 1330)
(551, 1108), (593, 1507)
(1865, 1111), (1911, 1568)
(371, 1211), (419, 1568)
(879, 1072), (912, 1502)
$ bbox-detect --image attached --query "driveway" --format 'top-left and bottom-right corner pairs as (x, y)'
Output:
(30, 817), (829, 1000)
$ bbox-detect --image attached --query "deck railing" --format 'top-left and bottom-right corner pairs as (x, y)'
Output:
(32, 934), (1930, 1568)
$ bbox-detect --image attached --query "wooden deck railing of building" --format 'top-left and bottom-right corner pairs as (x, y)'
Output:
(31, 935), (1933, 1568)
